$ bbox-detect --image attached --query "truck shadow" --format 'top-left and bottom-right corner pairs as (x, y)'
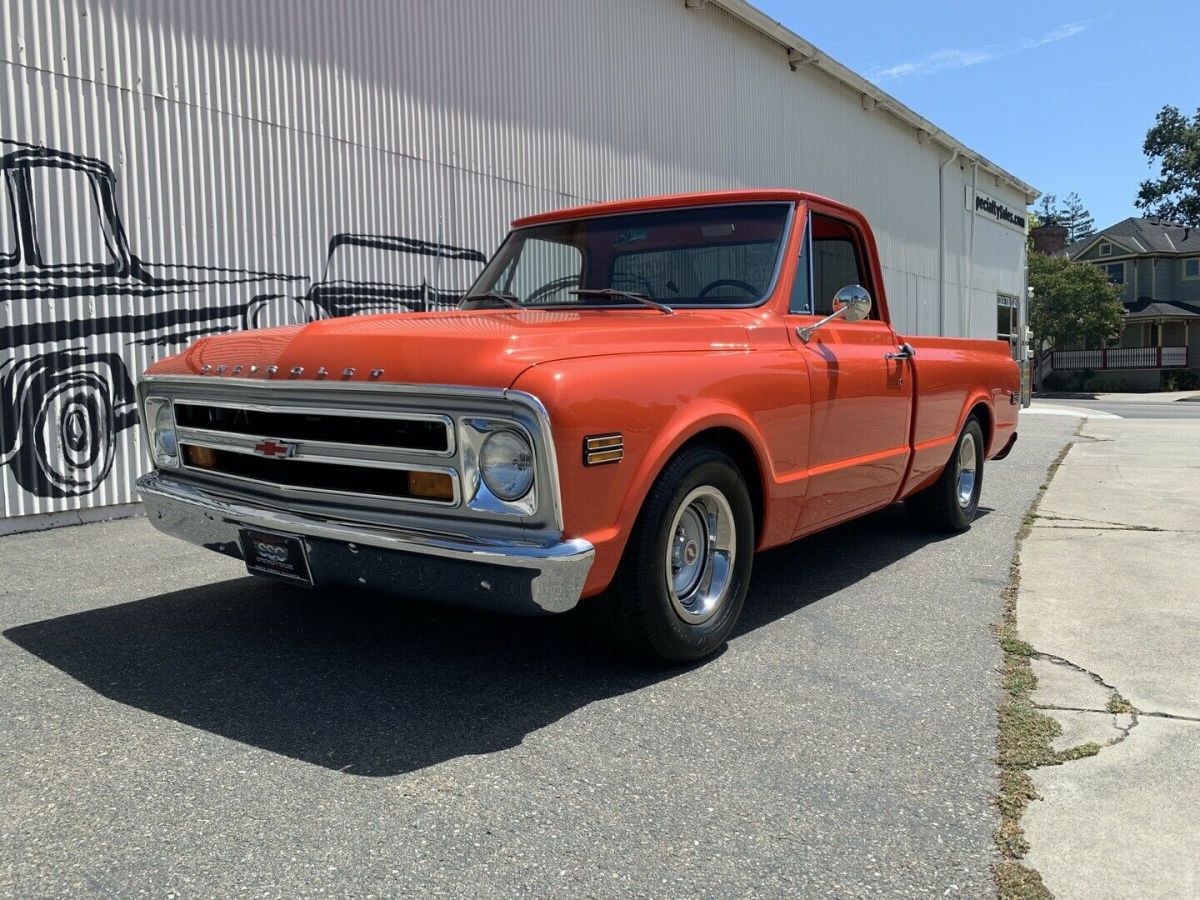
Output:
(5, 505), (966, 777)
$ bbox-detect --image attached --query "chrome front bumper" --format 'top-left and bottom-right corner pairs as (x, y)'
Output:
(137, 472), (594, 615)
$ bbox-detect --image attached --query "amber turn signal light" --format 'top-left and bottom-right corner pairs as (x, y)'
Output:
(407, 470), (455, 502)
(584, 433), (623, 466)
(182, 444), (218, 470)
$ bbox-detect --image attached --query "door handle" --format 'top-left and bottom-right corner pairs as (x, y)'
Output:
(884, 342), (916, 361)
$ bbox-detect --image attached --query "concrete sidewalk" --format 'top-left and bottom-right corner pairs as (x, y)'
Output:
(1033, 391), (1200, 403)
(1016, 418), (1200, 899)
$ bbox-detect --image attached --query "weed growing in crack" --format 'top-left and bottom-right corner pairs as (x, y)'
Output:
(993, 435), (1103, 900)
(1107, 692), (1136, 715)
(995, 861), (1054, 899)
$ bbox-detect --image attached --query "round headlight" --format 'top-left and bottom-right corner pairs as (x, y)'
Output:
(153, 402), (178, 459)
(479, 429), (534, 501)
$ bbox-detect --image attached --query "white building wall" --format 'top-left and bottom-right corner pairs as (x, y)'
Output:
(0, 0), (1032, 523)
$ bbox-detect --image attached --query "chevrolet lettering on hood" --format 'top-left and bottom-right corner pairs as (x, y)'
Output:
(136, 189), (1021, 664)
(197, 363), (383, 380)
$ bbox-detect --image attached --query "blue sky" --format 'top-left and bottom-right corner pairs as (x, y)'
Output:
(752, 0), (1200, 228)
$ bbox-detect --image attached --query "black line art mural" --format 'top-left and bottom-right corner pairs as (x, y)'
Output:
(1, 138), (487, 508)
(0, 348), (134, 498)
(0, 138), (307, 499)
(306, 233), (488, 318)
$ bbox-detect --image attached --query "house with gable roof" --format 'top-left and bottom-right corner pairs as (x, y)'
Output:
(1045, 218), (1200, 389)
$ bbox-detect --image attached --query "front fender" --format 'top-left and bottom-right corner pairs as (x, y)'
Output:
(512, 351), (809, 596)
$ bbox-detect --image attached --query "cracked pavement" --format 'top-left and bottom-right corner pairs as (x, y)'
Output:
(1016, 416), (1200, 900)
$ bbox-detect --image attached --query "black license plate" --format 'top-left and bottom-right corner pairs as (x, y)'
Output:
(239, 528), (314, 586)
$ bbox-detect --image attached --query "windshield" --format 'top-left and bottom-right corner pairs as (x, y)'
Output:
(464, 202), (792, 309)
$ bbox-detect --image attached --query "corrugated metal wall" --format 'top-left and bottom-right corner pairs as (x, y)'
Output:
(0, 0), (1029, 525)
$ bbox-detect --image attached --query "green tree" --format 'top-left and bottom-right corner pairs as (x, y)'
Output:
(1033, 192), (1094, 242)
(1059, 192), (1094, 243)
(1035, 194), (1059, 224)
(1028, 252), (1125, 359)
(1136, 105), (1200, 227)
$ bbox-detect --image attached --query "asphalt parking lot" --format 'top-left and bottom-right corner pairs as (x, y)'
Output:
(1, 416), (1075, 898)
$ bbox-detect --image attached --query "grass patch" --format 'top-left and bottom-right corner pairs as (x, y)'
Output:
(1107, 692), (1136, 715)
(995, 861), (1053, 900)
(993, 437), (1103, 898)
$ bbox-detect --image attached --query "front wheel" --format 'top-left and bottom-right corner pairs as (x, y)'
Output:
(601, 446), (755, 663)
(906, 417), (984, 532)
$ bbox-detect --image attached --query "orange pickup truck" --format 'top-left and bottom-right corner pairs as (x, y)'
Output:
(137, 190), (1019, 661)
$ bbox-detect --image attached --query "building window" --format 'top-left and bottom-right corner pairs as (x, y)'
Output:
(1184, 258), (1200, 281)
(1101, 262), (1125, 285)
(1098, 242), (1112, 257)
(997, 293), (1019, 356)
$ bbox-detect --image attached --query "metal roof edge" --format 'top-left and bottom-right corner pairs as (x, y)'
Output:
(704, 0), (1040, 203)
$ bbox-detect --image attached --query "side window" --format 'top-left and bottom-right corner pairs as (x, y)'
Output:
(788, 217), (812, 314)
(810, 214), (870, 316)
(504, 237), (582, 305)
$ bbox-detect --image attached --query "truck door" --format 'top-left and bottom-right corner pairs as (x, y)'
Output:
(785, 210), (912, 533)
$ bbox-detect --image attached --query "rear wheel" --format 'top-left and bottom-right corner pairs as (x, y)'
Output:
(601, 446), (754, 663)
(906, 416), (984, 532)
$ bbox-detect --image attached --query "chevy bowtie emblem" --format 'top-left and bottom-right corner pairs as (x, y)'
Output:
(253, 439), (297, 459)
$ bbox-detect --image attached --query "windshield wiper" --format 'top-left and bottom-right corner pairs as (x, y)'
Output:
(461, 290), (524, 310)
(569, 288), (675, 315)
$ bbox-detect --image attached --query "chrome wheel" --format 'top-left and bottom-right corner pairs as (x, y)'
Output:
(666, 486), (737, 625)
(956, 431), (978, 509)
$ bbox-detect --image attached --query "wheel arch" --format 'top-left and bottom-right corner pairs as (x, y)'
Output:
(674, 426), (766, 544)
(620, 410), (774, 553)
(966, 398), (994, 454)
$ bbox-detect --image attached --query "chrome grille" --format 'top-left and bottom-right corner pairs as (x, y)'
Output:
(139, 376), (564, 536)
(173, 401), (459, 507)
(174, 401), (453, 455)
(179, 444), (458, 504)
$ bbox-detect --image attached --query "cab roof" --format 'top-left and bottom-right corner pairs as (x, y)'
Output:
(512, 189), (856, 228)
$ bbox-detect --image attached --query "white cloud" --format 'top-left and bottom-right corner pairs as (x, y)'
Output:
(873, 20), (1092, 80)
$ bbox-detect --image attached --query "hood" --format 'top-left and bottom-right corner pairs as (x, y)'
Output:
(146, 308), (756, 389)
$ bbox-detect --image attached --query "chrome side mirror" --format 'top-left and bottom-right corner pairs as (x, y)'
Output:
(835, 285), (872, 322)
(796, 285), (873, 343)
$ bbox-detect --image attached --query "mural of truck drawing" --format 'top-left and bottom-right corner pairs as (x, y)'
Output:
(276, 233), (488, 324)
(0, 139), (305, 500)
